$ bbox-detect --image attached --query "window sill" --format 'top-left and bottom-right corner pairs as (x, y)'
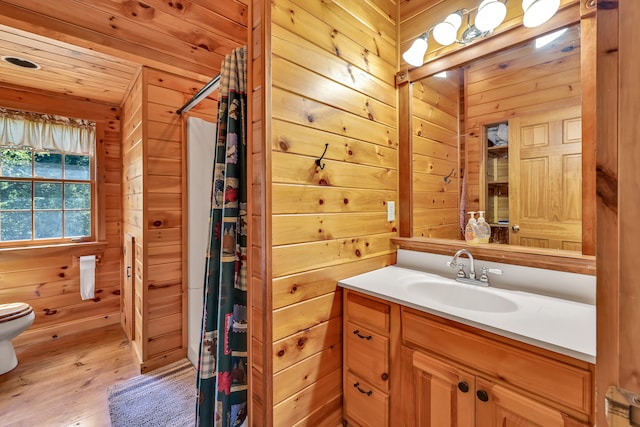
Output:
(0, 241), (108, 263)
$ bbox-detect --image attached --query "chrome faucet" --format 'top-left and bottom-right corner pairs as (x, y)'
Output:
(447, 249), (502, 287)
(449, 249), (476, 279)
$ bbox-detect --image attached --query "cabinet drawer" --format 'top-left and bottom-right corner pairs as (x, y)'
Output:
(345, 291), (390, 333)
(402, 309), (592, 417)
(346, 321), (389, 391)
(345, 371), (388, 427)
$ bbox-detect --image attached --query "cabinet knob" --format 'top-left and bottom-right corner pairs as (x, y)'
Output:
(476, 389), (489, 402)
(381, 373), (389, 381)
(457, 381), (470, 393)
(512, 224), (520, 232)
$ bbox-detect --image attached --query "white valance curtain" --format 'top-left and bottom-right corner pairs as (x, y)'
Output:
(0, 108), (95, 155)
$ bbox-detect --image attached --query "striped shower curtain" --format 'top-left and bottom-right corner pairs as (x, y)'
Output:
(196, 45), (248, 427)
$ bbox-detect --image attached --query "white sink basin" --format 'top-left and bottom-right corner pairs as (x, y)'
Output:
(404, 281), (519, 313)
(338, 264), (596, 362)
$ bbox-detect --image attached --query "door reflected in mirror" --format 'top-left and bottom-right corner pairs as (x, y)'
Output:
(410, 25), (582, 252)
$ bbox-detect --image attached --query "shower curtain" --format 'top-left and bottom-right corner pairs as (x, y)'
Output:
(196, 45), (248, 427)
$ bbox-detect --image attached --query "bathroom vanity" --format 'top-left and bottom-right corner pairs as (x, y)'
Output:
(339, 250), (595, 426)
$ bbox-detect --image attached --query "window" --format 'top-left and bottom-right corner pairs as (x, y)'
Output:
(0, 148), (93, 243)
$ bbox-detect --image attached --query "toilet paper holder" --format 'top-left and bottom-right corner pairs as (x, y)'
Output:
(72, 253), (102, 266)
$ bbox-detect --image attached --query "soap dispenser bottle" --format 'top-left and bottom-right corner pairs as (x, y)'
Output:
(476, 211), (491, 243)
(464, 211), (479, 245)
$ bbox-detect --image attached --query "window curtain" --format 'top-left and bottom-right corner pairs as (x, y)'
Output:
(0, 108), (95, 155)
(196, 45), (248, 427)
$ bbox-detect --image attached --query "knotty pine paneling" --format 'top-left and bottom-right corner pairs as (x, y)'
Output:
(0, 86), (122, 348)
(122, 71), (144, 359)
(250, 0), (270, 423)
(464, 26), (581, 213)
(265, 0), (398, 424)
(411, 70), (461, 238)
(121, 66), (218, 371)
(271, 0), (396, 83)
(0, 0), (248, 83)
(140, 67), (217, 366)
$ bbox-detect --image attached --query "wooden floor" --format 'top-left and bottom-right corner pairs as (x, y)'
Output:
(0, 325), (139, 427)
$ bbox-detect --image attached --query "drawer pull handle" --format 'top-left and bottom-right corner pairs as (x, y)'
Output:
(477, 390), (489, 402)
(353, 330), (372, 340)
(353, 382), (373, 396)
(458, 381), (469, 393)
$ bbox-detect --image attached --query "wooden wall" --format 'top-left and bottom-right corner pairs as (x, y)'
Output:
(251, 0), (399, 424)
(0, 0), (248, 81)
(463, 25), (581, 213)
(122, 66), (217, 372)
(596, 2), (640, 425)
(249, 0), (270, 423)
(122, 70), (144, 359)
(411, 71), (460, 238)
(0, 85), (122, 347)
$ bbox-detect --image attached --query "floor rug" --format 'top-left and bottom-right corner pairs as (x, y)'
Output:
(108, 359), (196, 426)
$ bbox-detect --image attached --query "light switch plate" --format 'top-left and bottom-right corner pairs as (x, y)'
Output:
(387, 201), (395, 221)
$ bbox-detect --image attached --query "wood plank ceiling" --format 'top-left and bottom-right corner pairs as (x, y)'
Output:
(0, 0), (248, 106)
(0, 24), (140, 105)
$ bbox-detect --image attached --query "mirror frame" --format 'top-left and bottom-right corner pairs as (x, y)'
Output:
(395, 1), (595, 275)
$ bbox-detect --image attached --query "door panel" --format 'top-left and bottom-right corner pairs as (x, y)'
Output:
(509, 105), (582, 249)
(409, 349), (475, 427)
(475, 378), (571, 427)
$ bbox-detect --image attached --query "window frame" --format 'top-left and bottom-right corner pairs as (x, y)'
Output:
(0, 147), (96, 247)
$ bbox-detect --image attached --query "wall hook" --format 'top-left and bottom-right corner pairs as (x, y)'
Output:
(444, 168), (455, 184)
(315, 143), (329, 170)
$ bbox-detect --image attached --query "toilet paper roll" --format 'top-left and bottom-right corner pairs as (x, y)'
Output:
(80, 255), (96, 300)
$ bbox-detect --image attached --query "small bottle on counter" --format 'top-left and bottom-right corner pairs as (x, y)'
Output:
(464, 212), (479, 245)
(476, 211), (491, 243)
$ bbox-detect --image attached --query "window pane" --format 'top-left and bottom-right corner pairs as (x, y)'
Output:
(35, 211), (62, 239)
(0, 211), (31, 241)
(64, 183), (91, 209)
(0, 181), (32, 210)
(64, 210), (90, 237)
(64, 155), (90, 180)
(35, 152), (63, 179)
(34, 182), (62, 209)
(1, 149), (32, 178)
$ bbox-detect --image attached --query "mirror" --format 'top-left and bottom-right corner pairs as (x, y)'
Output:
(409, 24), (584, 252)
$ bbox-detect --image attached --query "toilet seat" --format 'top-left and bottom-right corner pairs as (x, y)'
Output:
(0, 303), (33, 324)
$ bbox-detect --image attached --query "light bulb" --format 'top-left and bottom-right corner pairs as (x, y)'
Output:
(522, 0), (560, 27)
(433, 12), (462, 46)
(402, 35), (428, 67)
(475, 0), (507, 32)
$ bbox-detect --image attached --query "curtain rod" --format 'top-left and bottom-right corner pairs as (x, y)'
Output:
(177, 73), (221, 115)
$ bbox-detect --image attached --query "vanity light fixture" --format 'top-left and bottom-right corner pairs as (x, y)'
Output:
(522, 0), (560, 27)
(403, 0), (560, 67)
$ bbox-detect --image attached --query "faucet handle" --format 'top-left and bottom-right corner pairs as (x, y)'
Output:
(480, 266), (503, 282)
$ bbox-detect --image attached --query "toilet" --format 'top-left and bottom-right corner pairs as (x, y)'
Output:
(0, 302), (35, 375)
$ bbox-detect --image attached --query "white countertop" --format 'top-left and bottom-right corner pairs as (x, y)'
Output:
(339, 264), (596, 363)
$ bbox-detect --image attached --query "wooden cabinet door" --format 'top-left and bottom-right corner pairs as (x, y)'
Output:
(508, 105), (582, 251)
(404, 348), (475, 427)
(475, 378), (586, 427)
